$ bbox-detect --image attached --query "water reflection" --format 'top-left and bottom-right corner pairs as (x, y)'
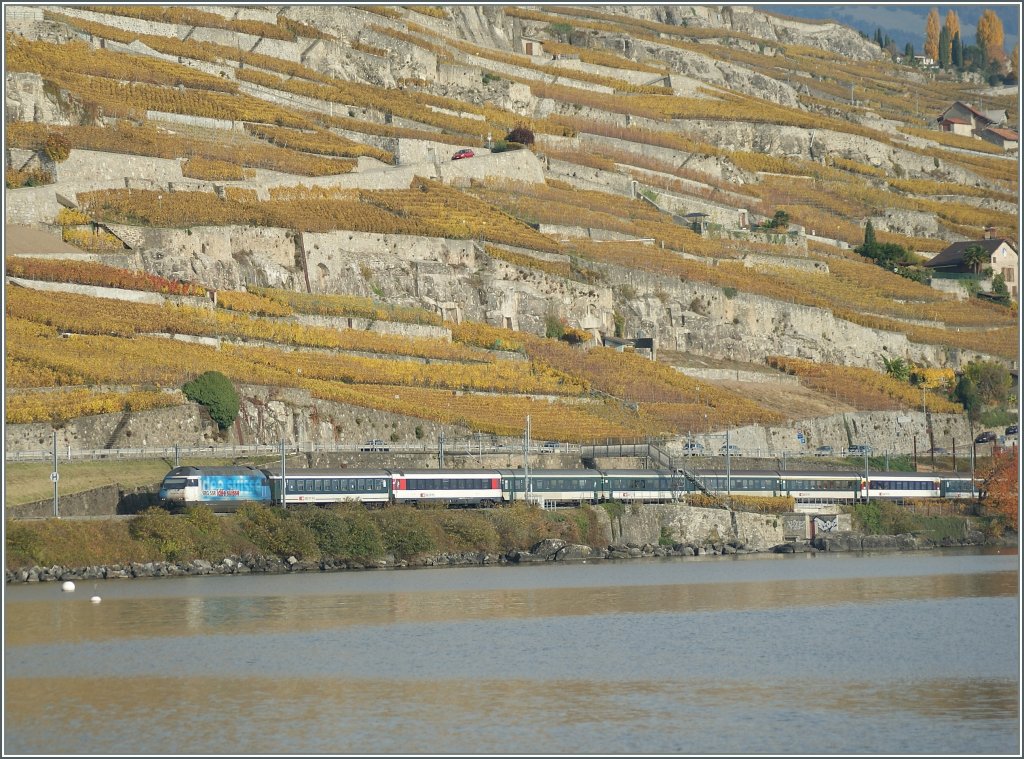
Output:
(6, 571), (1016, 647)
(5, 674), (1018, 755)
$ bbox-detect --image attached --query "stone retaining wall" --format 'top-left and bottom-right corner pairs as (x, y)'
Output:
(9, 484), (160, 519)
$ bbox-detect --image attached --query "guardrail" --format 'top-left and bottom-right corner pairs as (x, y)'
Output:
(4, 441), (583, 463)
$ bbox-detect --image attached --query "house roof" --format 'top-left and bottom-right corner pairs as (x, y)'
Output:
(982, 126), (1019, 141)
(939, 101), (994, 125)
(923, 238), (1016, 269)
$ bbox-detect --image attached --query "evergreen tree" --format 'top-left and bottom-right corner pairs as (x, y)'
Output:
(905, 42), (914, 60)
(863, 220), (876, 249)
(938, 26), (951, 68)
(944, 9), (960, 66)
(953, 375), (981, 422)
(874, 27), (883, 47)
(952, 31), (963, 69)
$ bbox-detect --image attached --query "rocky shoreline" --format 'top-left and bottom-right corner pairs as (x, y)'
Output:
(6, 531), (1014, 585)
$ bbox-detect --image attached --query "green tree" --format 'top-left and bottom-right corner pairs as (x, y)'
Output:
(965, 360), (1012, 406)
(882, 356), (910, 382)
(990, 273), (1010, 304)
(938, 26), (951, 68)
(182, 370), (240, 429)
(953, 375), (982, 422)
(961, 245), (987, 275)
(863, 220), (877, 249)
(904, 42), (915, 60)
(952, 31), (963, 68)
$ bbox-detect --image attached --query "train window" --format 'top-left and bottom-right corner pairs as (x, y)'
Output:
(286, 480), (295, 493)
(305, 479), (313, 492)
(296, 480), (304, 492)
(313, 479), (320, 492)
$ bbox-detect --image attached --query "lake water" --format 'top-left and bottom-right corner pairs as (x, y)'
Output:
(4, 549), (1020, 755)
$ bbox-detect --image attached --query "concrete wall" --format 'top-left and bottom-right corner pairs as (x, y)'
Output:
(609, 502), (785, 551)
(673, 409), (972, 457)
(9, 484), (161, 519)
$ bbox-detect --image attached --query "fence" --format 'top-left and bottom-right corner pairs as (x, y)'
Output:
(4, 440), (583, 464)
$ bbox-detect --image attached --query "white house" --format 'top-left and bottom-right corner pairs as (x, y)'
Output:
(923, 235), (1019, 300)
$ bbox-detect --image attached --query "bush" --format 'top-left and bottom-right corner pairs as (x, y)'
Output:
(236, 503), (319, 559)
(487, 502), (554, 549)
(371, 506), (438, 559)
(5, 519), (45, 565)
(544, 314), (565, 339)
(182, 370), (240, 429)
(129, 506), (193, 561)
(290, 505), (383, 560)
(440, 511), (501, 552)
(183, 504), (228, 559)
(848, 500), (916, 535)
(504, 125), (535, 146)
(44, 132), (71, 162)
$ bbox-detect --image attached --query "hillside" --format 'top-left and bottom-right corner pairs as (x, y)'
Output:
(3, 4), (1019, 459)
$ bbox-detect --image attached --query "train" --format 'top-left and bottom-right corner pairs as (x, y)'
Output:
(158, 465), (979, 512)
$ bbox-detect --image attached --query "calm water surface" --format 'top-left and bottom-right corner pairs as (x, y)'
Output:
(4, 549), (1020, 755)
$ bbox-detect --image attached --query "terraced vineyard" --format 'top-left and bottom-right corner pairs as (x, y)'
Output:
(3, 4), (1017, 449)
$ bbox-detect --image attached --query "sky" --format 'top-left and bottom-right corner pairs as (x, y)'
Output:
(761, 3), (1020, 53)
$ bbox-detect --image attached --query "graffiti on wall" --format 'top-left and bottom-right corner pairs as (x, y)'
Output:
(813, 515), (839, 533)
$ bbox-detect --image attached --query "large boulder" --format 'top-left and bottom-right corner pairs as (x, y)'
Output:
(530, 538), (567, 560)
(554, 544), (593, 561)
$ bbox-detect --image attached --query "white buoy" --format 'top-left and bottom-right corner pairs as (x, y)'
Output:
(61, 581), (76, 592)
(90, 596), (101, 604)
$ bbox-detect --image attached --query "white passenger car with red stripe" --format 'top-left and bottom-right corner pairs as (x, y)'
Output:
(390, 469), (503, 507)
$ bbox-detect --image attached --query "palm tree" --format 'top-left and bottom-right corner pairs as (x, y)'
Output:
(882, 356), (910, 382)
(961, 245), (987, 275)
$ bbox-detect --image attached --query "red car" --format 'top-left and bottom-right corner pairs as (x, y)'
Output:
(451, 148), (475, 160)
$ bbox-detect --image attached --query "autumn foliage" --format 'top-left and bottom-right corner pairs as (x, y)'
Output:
(980, 447), (1019, 531)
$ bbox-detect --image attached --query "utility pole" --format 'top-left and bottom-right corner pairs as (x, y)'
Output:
(524, 415), (531, 502)
(51, 430), (59, 518)
(864, 449), (870, 499)
(725, 428), (732, 502)
(279, 438), (286, 506)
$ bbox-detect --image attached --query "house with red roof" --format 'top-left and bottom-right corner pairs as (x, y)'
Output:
(978, 126), (1019, 152)
(936, 101), (1015, 151)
